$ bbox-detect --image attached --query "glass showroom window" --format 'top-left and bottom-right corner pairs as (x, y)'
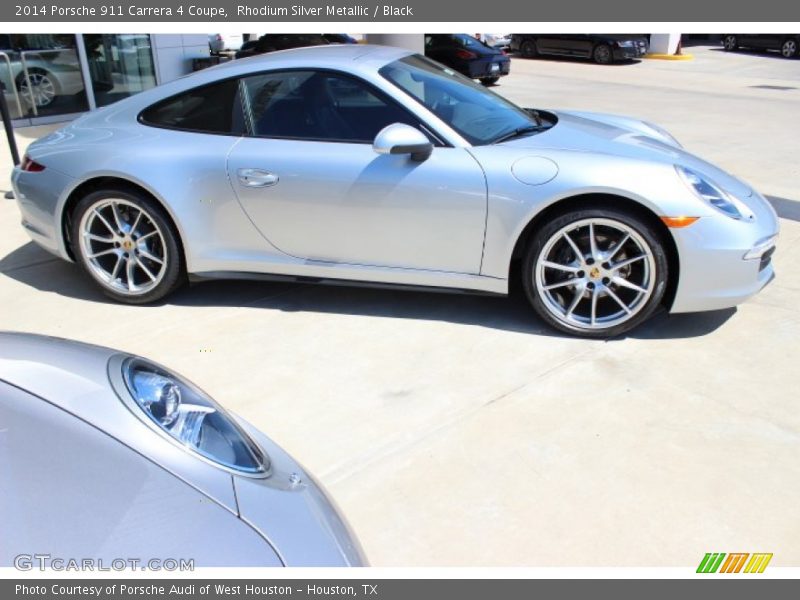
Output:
(0, 33), (90, 119)
(82, 34), (157, 108)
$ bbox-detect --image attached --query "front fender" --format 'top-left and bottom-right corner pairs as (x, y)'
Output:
(469, 146), (711, 279)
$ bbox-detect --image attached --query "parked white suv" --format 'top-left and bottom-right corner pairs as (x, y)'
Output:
(209, 33), (244, 53)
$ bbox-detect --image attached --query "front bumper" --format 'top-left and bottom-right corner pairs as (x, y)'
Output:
(670, 196), (779, 313)
(234, 421), (368, 567)
(612, 45), (648, 60)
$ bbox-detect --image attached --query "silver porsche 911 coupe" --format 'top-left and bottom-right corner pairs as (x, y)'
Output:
(11, 45), (778, 336)
(0, 332), (366, 567)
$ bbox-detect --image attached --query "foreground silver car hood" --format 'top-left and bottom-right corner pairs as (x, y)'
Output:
(0, 332), (366, 566)
(505, 110), (753, 199)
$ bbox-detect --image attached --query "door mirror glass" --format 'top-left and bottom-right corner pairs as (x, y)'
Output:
(373, 123), (433, 161)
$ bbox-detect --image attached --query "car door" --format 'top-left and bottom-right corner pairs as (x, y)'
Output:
(226, 69), (487, 274)
(534, 34), (559, 55)
(558, 35), (593, 57)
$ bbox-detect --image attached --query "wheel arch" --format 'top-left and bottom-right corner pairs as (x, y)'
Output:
(509, 192), (680, 309)
(61, 175), (187, 270)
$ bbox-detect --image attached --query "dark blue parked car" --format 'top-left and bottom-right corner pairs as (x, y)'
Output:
(425, 33), (511, 85)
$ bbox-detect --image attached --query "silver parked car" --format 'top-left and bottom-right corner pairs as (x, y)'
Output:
(0, 332), (366, 567)
(11, 45), (778, 337)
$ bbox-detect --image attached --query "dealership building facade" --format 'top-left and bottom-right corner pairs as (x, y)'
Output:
(1, 32), (683, 127)
(1, 34), (209, 126)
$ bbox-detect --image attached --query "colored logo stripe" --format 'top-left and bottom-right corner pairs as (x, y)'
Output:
(744, 553), (773, 573)
(697, 553), (726, 573)
(720, 553), (749, 573)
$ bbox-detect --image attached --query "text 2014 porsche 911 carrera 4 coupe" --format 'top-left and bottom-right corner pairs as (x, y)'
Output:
(11, 45), (778, 337)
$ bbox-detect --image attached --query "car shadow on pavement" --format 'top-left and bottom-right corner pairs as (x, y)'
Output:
(1, 241), (735, 340)
(511, 54), (643, 67)
(708, 47), (798, 61)
(766, 195), (800, 222)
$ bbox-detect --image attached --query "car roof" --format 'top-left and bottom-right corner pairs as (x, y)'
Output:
(212, 43), (415, 76)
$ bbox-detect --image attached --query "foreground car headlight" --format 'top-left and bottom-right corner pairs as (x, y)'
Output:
(616, 40), (635, 47)
(676, 166), (748, 220)
(120, 357), (268, 475)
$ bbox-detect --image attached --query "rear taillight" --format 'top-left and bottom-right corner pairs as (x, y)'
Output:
(455, 50), (477, 60)
(20, 155), (45, 172)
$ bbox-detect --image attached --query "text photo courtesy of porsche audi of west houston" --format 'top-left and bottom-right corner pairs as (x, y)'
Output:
(1, 0), (800, 596)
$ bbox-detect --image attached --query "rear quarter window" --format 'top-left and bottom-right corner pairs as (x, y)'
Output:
(139, 79), (245, 135)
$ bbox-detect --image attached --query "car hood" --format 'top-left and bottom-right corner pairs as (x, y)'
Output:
(503, 109), (753, 199)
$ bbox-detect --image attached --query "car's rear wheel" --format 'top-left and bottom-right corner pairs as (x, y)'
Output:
(16, 68), (59, 108)
(520, 39), (538, 58)
(781, 38), (798, 58)
(70, 187), (185, 304)
(593, 44), (614, 64)
(522, 207), (669, 337)
(722, 35), (738, 51)
(480, 76), (500, 86)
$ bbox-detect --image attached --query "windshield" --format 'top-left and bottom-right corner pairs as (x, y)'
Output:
(379, 54), (538, 146)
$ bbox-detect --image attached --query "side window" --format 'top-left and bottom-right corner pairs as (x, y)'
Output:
(140, 79), (245, 135)
(242, 70), (420, 143)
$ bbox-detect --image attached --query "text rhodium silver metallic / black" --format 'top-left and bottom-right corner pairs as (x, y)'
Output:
(11, 45), (778, 338)
(238, 5), (373, 17)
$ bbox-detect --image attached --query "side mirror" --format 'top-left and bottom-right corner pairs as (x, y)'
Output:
(373, 123), (433, 162)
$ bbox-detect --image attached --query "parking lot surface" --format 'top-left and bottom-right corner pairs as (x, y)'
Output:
(1, 45), (798, 566)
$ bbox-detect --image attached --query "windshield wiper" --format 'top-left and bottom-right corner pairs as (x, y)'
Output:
(526, 108), (544, 126)
(492, 125), (547, 145)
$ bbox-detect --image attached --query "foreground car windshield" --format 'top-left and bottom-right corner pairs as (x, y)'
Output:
(380, 55), (537, 145)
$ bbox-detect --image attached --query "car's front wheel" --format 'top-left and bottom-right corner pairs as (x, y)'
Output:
(781, 38), (798, 58)
(722, 35), (738, 51)
(522, 207), (669, 337)
(593, 44), (614, 64)
(70, 187), (185, 304)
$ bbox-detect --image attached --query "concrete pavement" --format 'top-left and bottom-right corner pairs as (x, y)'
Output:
(1, 45), (798, 567)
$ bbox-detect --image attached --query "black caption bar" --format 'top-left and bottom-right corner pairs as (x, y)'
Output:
(4, 0), (800, 22)
(4, 580), (799, 600)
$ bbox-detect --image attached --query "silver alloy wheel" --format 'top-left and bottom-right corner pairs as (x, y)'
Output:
(781, 40), (797, 58)
(723, 35), (737, 51)
(20, 72), (57, 107)
(78, 199), (168, 296)
(535, 218), (656, 331)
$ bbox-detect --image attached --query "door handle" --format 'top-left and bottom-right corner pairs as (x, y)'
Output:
(237, 168), (279, 188)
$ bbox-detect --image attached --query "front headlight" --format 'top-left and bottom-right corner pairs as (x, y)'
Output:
(120, 357), (268, 475)
(616, 40), (635, 47)
(675, 166), (748, 220)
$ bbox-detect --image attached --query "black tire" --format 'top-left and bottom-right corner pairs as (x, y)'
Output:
(520, 39), (538, 58)
(69, 186), (185, 304)
(781, 38), (798, 58)
(521, 206), (669, 338)
(480, 76), (500, 86)
(722, 35), (738, 52)
(592, 44), (614, 65)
